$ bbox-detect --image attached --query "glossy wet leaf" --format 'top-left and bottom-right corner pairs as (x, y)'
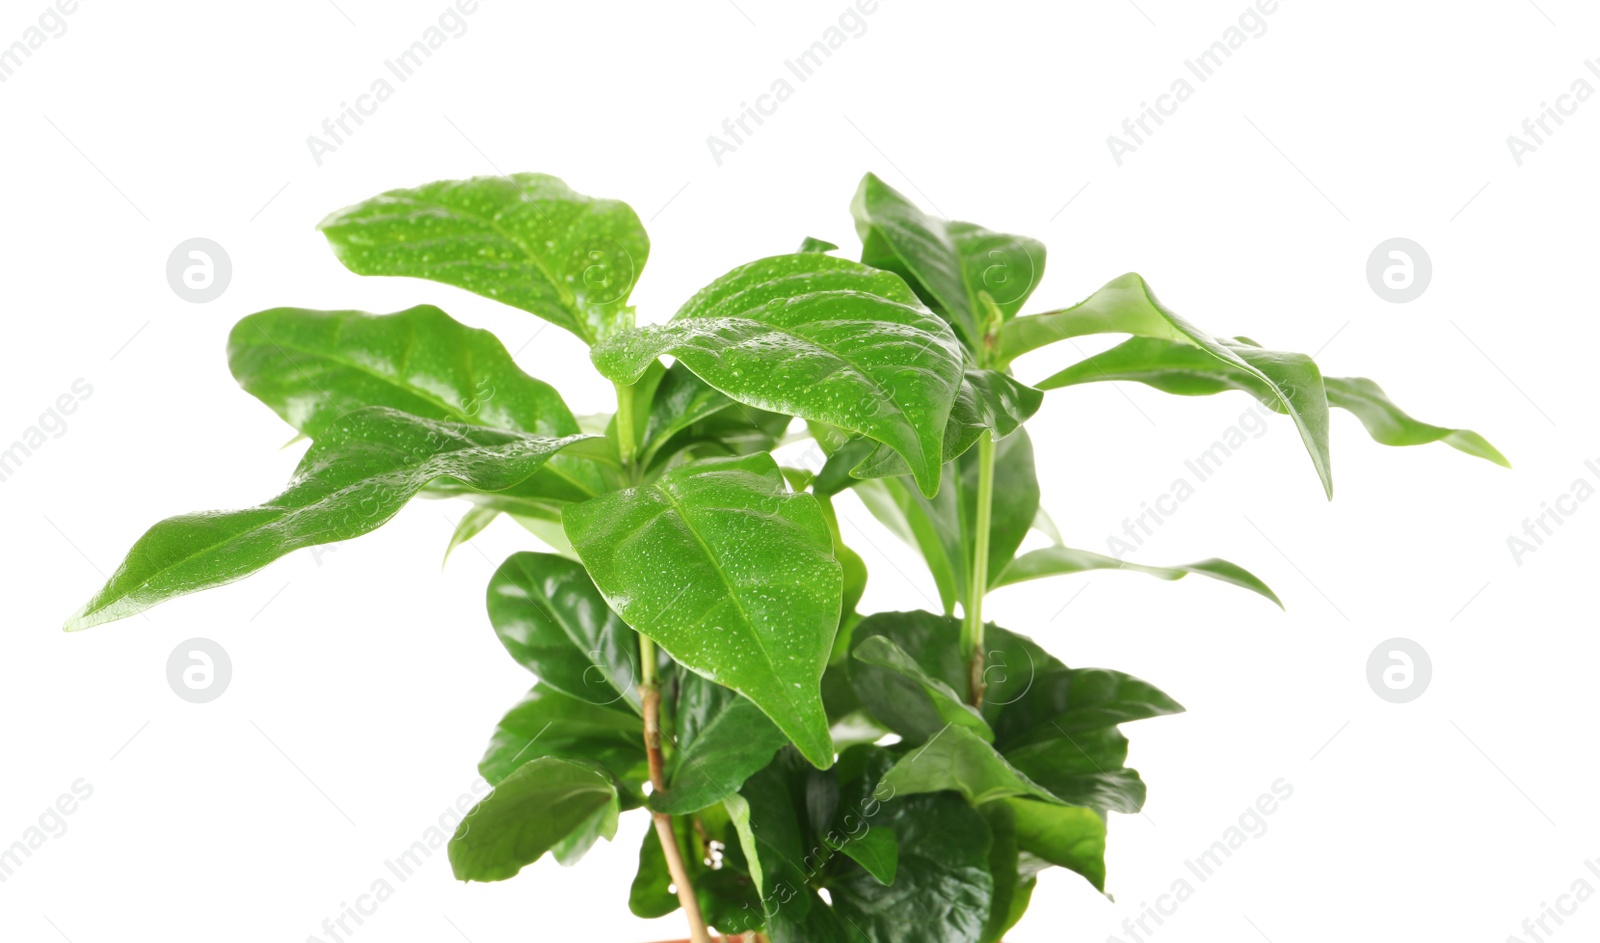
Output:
(590, 252), (965, 496)
(1003, 798), (1107, 892)
(476, 684), (646, 788)
(878, 725), (1063, 806)
(651, 672), (790, 814)
(563, 453), (843, 768)
(320, 174), (648, 343)
(853, 172), (1045, 349)
(978, 802), (1034, 943)
(486, 552), (640, 712)
(64, 408), (598, 631)
(228, 305), (581, 437)
(993, 546), (1282, 607)
(851, 369), (1043, 479)
(1004, 273), (1334, 496)
(850, 635), (991, 744)
(449, 757), (619, 882)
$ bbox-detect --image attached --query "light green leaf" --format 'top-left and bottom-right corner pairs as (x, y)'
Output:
(1004, 273), (1334, 496)
(449, 757), (619, 882)
(476, 684), (645, 788)
(563, 453), (843, 768)
(878, 724), (1062, 806)
(590, 252), (965, 497)
(485, 552), (641, 713)
(444, 504), (500, 564)
(993, 667), (1186, 750)
(319, 174), (648, 343)
(1003, 798), (1107, 892)
(993, 546), (1282, 607)
(1325, 375), (1510, 467)
(651, 673), (790, 814)
(64, 408), (598, 631)
(853, 172), (1046, 349)
(850, 635), (991, 744)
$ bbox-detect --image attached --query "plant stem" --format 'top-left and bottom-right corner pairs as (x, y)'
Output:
(639, 634), (712, 943)
(614, 381), (638, 474)
(963, 430), (996, 707)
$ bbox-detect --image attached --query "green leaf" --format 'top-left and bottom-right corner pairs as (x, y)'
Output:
(1325, 375), (1510, 467)
(319, 174), (649, 343)
(738, 758), (818, 916)
(978, 802), (1034, 943)
(1004, 273), (1334, 496)
(878, 724), (1062, 806)
(828, 793), (994, 943)
(799, 236), (840, 253)
(486, 552), (641, 713)
(449, 757), (619, 882)
(476, 684), (646, 789)
(993, 667), (1186, 750)
(228, 305), (582, 437)
(833, 825), (898, 886)
(563, 453), (843, 768)
(443, 504), (500, 564)
(651, 673), (790, 814)
(1002, 728), (1147, 814)
(850, 369), (1043, 479)
(1003, 798), (1107, 892)
(850, 635), (991, 744)
(628, 824), (681, 919)
(857, 428), (1039, 614)
(1032, 333), (1509, 470)
(590, 252), (965, 497)
(639, 362), (792, 472)
(993, 546), (1282, 607)
(64, 408), (598, 631)
(852, 172), (1045, 349)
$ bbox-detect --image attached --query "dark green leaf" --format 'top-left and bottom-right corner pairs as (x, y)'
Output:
(978, 802), (1034, 943)
(652, 673), (790, 814)
(1003, 728), (1146, 813)
(993, 546), (1282, 607)
(563, 453), (843, 768)
(993, 667), (1186, 750)
(65, 408), (598, 630)
(477, 684), (646, 790)
(319, 174), (648, 343)
(590, 252), (965, 497)
(628, 824), (681, 919)
(1004, 273), (1334, 496)
(850, 635), (991, 744)
(833, 825), (898, 886)
(486, 552), (640, 712)
(828, 793), (994, 943)
(853, 172), (1045, 348)
(449, 757), (619, 882)
(878, 724), (1061, 805)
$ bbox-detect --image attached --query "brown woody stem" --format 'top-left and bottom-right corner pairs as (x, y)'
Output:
(640, 635), (712, 943)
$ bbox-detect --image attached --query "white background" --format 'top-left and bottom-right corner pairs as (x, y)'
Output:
(1, 1), (1595, 941)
